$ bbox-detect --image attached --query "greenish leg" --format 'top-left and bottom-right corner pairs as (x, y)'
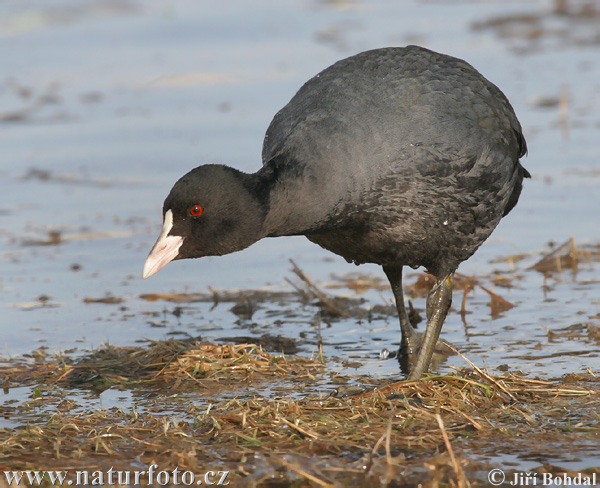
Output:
(408, 274), (453, 380)
(383, 265), (420, 354)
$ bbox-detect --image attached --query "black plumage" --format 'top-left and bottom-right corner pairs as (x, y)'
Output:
(143, 46), (529, 379)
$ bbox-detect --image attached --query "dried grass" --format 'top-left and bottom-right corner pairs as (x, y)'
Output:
(1, 338), (599, 486)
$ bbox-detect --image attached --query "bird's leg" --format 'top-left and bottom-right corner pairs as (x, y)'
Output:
(383, 265), (420, 354)
(408, 274), (453, 380)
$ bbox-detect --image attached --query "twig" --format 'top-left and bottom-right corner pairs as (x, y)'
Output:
(365, 421), (388, 475)
(281, 418), (319, 439)
(436, 413), (470, 488)
(289, 259), (348, 316)
(274, 457), (335, 488)
(385, 414), (394, 481)
(446, 344), (517, 402)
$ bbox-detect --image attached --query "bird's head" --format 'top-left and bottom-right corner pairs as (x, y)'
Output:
(142, 164), (265, 279)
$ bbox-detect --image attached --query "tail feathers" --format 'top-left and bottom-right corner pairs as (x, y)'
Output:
(503, 162), (530, 217)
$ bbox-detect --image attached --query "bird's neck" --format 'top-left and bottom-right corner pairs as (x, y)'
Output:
(245, 162), (320, 238)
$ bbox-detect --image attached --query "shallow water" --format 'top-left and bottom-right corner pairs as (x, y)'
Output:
(2, 2), (600, 480)
(1, 0), (599, 394)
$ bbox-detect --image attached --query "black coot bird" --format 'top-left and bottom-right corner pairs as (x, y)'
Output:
(143, 46), (529, 379)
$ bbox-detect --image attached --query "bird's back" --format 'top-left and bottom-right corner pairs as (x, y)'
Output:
(264, 46), (524, 170)
(261, 46), (528, 275)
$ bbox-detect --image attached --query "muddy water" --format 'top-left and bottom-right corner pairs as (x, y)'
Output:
(1, 1), (599, 386)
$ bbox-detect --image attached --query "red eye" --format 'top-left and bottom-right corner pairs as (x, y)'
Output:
(190, 205), (203, 216)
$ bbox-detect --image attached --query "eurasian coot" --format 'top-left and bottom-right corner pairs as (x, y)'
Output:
(143, 46), (529, 379)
